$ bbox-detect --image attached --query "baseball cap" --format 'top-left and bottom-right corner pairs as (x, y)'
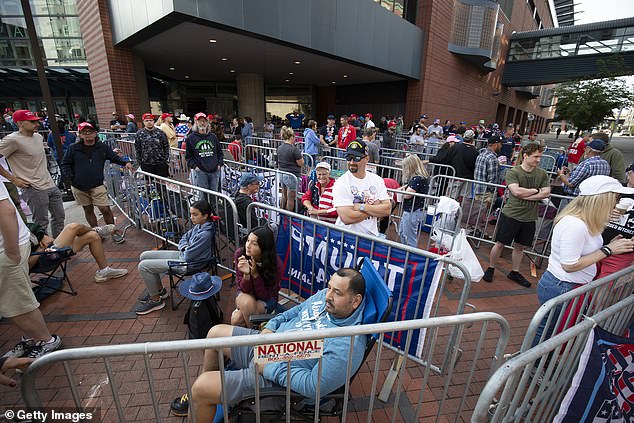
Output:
(578, 175), (634, 196)
(365, 113), (372, 119)
(492, 123), (499, 129)
(74, 113), (80, 118)
(161, 112), (173, 120)
(506, 123), (514, 128)
(126, 113), (135, 119)
(463, 129), (475, 139)
(387, 121), (397, 128)
(77, 122), (94, 132)
(460, 121), (467, 125)
(433, 118), (441, 124)
(529, 131), (537, 136)
(112, 111), (117, 115)
(488, 135), (503, 144)
(345, 140), (368, 158)
(239, 173), (264, 187)
(142, 113), (154, 121)
(587, 139), (606, 152)
(350, 113), (357, 119)
(12, 110), (40, 122)
(315, 162), (331, 172)
(446, 135), (460, 143)
(327, 114), (335, 119)
(207, 114), (216, 121)
(194, 112), (208, 120)
(420, 114), (428, 119)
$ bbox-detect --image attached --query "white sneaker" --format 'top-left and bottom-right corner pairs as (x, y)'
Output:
(95, 267), (128, 283)
(93, 224), (116, 237)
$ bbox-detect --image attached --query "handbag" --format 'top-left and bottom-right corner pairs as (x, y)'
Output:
(447, 229), (485, 282)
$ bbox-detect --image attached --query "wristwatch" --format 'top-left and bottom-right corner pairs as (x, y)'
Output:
(360, 204), (366, 212)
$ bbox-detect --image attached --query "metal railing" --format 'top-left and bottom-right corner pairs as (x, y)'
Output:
(472, 293), (634, 423)
(23, 313), (510, 423)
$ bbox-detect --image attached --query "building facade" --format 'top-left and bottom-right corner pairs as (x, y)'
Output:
(2, 0), (560, 132)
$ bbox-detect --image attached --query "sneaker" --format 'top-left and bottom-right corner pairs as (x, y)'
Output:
(170, 393), (189, 417)
(134, 298), (165, 315)
(508, 271), (531, 288)
(111, 233), (125, 244)
(137, 287), (169, 302)
(93, 224), (116, 237)
(482, 267), (495, 283)
(25, 335), (62, 359)
(2, 336), (35, 359)
(95, 267), (128, 283)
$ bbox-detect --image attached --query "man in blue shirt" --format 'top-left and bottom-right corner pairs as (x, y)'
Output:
(171, 268), (367, 420)
(285, 110), (305, 130)
(47, 121), (76, 162)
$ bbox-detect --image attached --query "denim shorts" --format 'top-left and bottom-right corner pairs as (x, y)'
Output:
(281, 174), (298, 191)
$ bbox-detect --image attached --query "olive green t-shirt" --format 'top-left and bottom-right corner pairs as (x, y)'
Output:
(502, 165), (550, 222)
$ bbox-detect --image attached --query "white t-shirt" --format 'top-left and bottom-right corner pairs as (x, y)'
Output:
(0, 181), (31, 253)
(547, 215), (603, 284)
(332, 171), (390, 236)
(0, 156), (12, 183)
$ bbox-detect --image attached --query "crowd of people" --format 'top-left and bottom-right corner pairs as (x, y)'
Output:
(1, 106), (633, 421)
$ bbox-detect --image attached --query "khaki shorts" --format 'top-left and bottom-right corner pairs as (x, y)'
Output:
(72, 185), (111, 207)
(0, 243), (40, 318)
(474, 192), (495, 204)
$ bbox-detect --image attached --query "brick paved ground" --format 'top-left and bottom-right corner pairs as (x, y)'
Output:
(0, 207), (542, 422)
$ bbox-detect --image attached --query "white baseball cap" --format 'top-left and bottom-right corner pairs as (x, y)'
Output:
(315, 162), (331, 172)
(578, 175), (634, 196)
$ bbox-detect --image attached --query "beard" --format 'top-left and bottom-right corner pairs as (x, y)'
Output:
(349, 163), (359, 173)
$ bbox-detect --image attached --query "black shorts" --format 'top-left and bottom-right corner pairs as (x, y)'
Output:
(494, 213), (535, 247)
(141, 163), (169, 178)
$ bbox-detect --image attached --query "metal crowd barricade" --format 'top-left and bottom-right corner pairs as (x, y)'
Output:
(22, 313), (509, 423)
(428, 174), (575, 263)
(111, 139), (136, 163)
(520, 264), (634, 353)
(168, 147), (190, 183)
(472, 293), (634, 423)
(108, 169), (240, 271)
(247, 204), (475, 387)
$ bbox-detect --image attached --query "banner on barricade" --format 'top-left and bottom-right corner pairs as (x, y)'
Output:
(221, 166), (279, 220)
(276, 216), (443, 357)
(555, 324), (634, 423)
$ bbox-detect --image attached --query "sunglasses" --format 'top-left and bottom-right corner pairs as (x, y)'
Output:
(346, 155), (365, 162)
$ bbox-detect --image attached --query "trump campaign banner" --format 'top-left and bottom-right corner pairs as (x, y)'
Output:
(276, 215), (444, 357)
(555, 324), (634, 423)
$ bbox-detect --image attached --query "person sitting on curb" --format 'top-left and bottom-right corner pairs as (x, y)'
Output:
(133, 200), (216, 315)
(28, 222), (128, 283)
(170, 268), (367, 420)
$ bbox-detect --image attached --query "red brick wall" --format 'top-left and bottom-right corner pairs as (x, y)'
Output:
(405, 0), (556, 131)
(76, 0), (141, 128)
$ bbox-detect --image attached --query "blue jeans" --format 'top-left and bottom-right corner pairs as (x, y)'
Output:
(195, 168), (221, 193)
(531, 270), (579, 348)
(399, 209), (424, 248)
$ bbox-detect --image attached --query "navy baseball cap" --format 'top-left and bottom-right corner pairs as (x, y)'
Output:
(239, 173), (264, 187)
(327, 114), (335, 119)
(587, 139), (606, 152)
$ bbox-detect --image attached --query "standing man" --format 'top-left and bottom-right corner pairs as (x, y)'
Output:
(0, 110), (65, 237)
(483, 143), (550, 287)
(175, 114), (190, 148)
(474, 135), (502, 200)
(285, 110), (305, 130)
(232, 173), (263, 229)
(500, 124), (516, 164)
(591, 132), (626, 184)
(135, 113), (170, 177)
(557, 139), (610, 196)
(382, 120), (397, 150)
(185, 113), (224, 192)
(159, 113), (177, 148)
(61, 122), (133, 244)
(109, 112), (125, 132)
(566, 132), (588, 172)
(332, 140), (391, 236)
(0, 181), (61, 360)
(447, 130), (479, 199)
(362, 128), (380, 165)
(337, 115), (357, 153)
(408, 125), (426, 157)
(363, 113), (375, 129)
(426, 119), (443, 156)
(320, 114), (338, 154)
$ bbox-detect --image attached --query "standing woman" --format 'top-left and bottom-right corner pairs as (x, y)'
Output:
(303, 120), (320, 167)
(232, 226), (282, 327)
(276, 126), (304, 211)
(398, 155), (430, 247)
(531, 175), (634, 346)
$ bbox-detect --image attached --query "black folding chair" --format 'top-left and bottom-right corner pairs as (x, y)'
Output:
(231, 256), (394, 422)
(30, 247), (77, 296)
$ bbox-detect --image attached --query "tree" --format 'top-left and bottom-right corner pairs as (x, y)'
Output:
(554, 77), (633, 131)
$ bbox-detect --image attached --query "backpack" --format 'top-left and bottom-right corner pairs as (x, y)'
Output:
(184, 295), (224, 339)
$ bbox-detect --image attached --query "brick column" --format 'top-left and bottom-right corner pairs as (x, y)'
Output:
(76, 0), (145, 128)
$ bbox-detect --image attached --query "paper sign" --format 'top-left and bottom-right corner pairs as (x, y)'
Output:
(254, 339), (324, 365)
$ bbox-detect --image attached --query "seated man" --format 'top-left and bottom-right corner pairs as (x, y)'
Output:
(171, 268), (367, 420)
(29, 222), (128, 283)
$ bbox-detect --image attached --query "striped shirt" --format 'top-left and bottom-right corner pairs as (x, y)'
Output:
(301, 178), (338, 224)
(564, 156), (611, 196)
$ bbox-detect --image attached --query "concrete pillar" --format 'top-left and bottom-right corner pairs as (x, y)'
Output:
(134, 56), (150, 114)
(236, 73), (265, 129)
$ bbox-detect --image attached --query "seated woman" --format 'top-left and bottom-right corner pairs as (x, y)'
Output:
(232, 226), (282, 327)
(28, 222), (128, 283)
(301, 162), (338, 224)
(133, 200), (215, 315)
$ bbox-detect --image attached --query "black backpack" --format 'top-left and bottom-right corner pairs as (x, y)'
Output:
(184, 295), (224, 339)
